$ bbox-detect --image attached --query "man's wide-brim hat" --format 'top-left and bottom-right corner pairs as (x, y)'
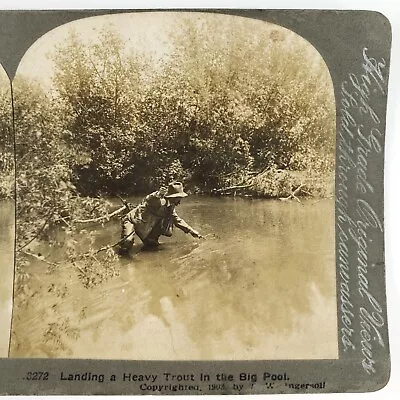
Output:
(165, 182), (188, 198)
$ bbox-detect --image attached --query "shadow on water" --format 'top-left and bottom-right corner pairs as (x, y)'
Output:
(10, 196), (337, 360)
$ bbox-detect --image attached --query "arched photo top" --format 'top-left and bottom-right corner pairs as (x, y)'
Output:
(15, 11), (335, 99)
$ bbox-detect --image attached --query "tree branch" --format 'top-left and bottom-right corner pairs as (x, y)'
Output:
(18, 209), (55, 251)
(20, 250), (58, 267)
(73, 205), (127, 224)
(279, 184), (304, 202)
(80, 230), (135, 257)
(116, 195), (132, 211)
(214, 183), (253, 193)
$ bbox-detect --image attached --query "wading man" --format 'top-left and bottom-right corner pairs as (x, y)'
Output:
(118, 182), (202, 254)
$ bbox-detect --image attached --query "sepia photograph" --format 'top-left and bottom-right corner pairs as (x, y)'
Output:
(1, 11), (337, 360)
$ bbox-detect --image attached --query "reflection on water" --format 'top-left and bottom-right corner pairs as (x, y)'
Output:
(10, 196), (338, 360)
(0, 201), (14, 357)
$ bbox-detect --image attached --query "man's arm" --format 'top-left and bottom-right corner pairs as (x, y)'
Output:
(172, 210), (202, 238)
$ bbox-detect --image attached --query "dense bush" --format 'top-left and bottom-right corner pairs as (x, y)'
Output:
(12, 76), (112, 254)
(40, 18), (335, 196)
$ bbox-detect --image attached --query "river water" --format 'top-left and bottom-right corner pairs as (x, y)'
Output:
(9, 196), (338, 360)
(0, 201), (14, 358)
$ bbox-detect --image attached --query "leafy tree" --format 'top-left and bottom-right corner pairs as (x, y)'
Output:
(45, 18), (334, 195)
(13, 76), (110, 253)
(51, 28), (149, 195)
(0, 70), (14, 198)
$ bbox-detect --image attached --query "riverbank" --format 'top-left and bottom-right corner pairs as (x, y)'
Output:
(210, 168), (334, 200)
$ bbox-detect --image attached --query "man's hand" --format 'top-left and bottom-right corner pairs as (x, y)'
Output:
(190, 230), (203, 239)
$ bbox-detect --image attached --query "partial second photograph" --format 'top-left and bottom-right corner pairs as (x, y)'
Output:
(8, 11), (337, 360)
(0, 64), (14, 359)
